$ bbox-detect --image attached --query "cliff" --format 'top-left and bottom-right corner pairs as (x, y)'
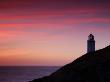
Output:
(30, 45), (110, 82)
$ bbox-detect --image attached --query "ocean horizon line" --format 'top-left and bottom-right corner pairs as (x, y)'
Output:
(0, 65), (61, 67)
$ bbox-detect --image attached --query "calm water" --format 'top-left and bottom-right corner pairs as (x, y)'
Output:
(0, 66), (60, 82)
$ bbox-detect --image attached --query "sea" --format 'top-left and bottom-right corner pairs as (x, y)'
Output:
(0, 66), (60, 82)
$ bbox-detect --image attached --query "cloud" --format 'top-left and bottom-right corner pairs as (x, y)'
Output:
(0, 0), (110, 65)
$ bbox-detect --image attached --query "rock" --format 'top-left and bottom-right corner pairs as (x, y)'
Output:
(30, 45), (110, 82)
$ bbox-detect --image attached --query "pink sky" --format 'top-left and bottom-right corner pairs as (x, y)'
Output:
(0, 0), (110, 66)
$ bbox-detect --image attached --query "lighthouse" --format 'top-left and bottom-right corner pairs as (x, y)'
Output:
(87, 34), (95, 53)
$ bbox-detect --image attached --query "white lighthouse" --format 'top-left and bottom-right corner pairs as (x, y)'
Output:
(87, 34), (95, 53)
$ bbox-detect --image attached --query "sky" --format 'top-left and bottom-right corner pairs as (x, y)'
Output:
(0, 0), (110, 66)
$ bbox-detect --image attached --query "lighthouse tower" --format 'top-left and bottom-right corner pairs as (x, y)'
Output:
(87, 34), (95, 53)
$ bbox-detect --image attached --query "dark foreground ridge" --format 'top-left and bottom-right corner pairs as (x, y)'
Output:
(30, 45), (110, 82)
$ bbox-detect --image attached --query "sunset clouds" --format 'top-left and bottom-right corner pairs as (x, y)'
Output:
(0, 0), (110, 66)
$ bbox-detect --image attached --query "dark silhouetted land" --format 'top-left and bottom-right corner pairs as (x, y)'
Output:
(30, 45), (110, 82)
